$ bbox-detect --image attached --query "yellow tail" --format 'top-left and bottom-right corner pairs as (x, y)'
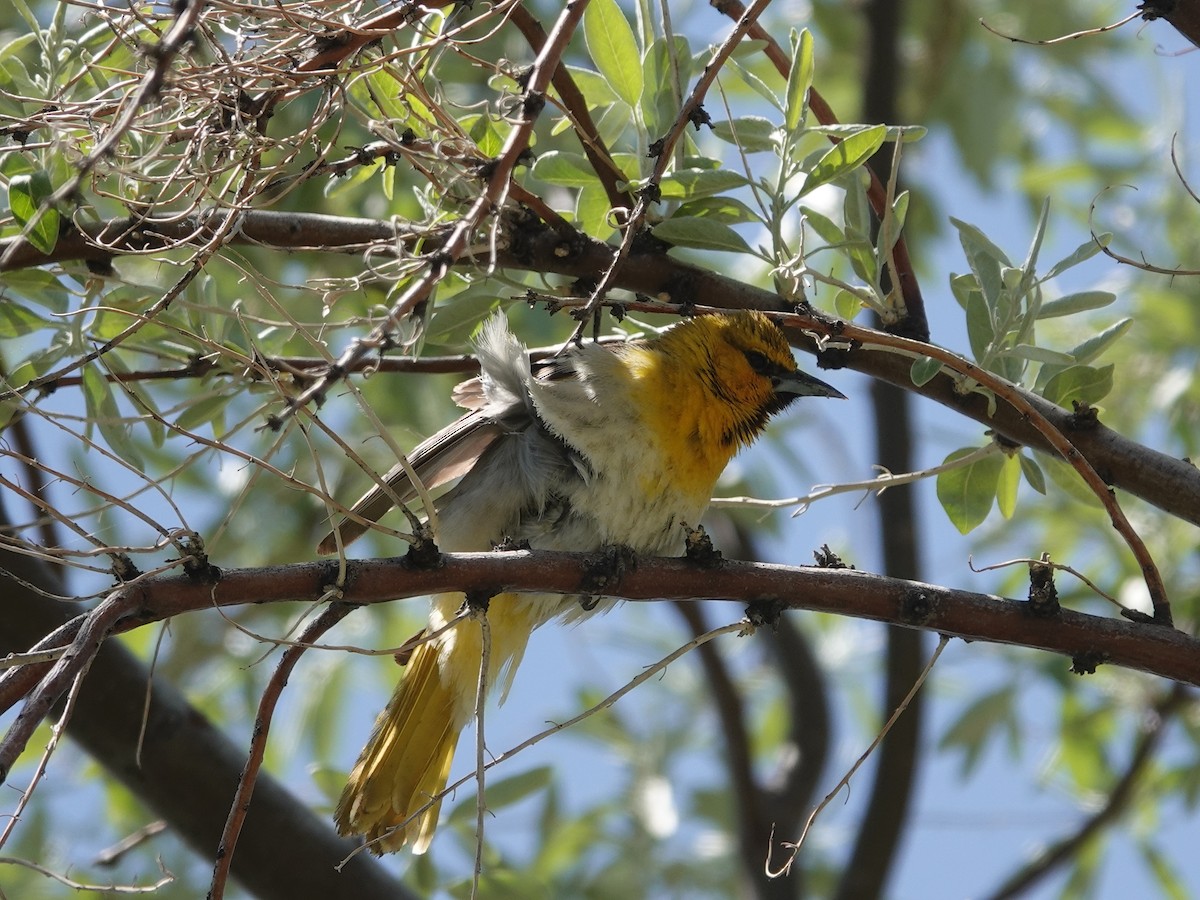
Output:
(335, 593), (545, 853)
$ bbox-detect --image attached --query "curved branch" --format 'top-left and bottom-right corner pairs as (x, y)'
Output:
(509, 5), (632, 211)
(0, 542), (406, 900)
(1141, 0), (1200, 50)
(2, 550), (1197, 773)
(984, 683), (1190, 900)
(4, 211), (1199, 528)
(209, 602), (355, 899)
(760, 617), (829, 820)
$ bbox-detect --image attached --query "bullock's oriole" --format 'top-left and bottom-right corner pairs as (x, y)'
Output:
(319, 310), (842, 853)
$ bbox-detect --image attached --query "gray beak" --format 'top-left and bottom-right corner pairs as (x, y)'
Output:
(773, 370), (846, 400)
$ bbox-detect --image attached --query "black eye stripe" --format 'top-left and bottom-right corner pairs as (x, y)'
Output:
(744, 349), (771, 374)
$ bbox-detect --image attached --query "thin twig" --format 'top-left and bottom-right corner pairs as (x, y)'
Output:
(207, 602), (353, 900)
(0, 856), (173, 894)
(710, 0), (929, 339)
(979, 11), (1141, 45)
(277, 0), (592, 425)
(969, 555), (1122, 609)
(766, 635), (950, 878)
(568, 0), (775, 338)
(711, 443), (1005, 515)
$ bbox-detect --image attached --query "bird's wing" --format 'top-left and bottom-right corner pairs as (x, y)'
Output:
(317, 316), (612, 556)
(316, 409), (504, 554)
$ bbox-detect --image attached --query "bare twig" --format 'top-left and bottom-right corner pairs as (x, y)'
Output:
(277, 0), (593, 424)
(208, 602), (354, 900)
(0, 856), (173, 894)
(979, 11), (1141, 45)
(766, 636), (950, 878)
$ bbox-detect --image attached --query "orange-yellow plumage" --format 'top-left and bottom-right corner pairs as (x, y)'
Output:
(334, 592), (541, 852)
(323, 311), (842, 853)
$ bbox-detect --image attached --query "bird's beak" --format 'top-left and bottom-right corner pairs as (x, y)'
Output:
(773, 370), (846, 400)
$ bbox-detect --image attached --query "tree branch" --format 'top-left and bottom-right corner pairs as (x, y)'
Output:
(835, 2), (926, 896)
(2, 551), (1196, 775)
(0, 545), (407, 900)
(673, 601), (788, 900)
(984, 683), (1189, 899)
(4, 211), (1198, 528)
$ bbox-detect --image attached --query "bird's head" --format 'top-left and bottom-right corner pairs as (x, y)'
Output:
(650, 311), (844, 447)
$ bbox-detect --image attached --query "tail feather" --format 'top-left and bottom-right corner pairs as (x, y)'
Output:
(334, 638), (461, 853)
(335, 593), (550, 854)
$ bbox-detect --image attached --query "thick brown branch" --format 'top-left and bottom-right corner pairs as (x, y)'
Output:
(3, 552), (1196, 767)
(1142, 0), (1200, 49)
(4, 211), (1198, 527)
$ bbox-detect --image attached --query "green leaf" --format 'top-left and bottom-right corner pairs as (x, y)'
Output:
(5, 0), (42, 39)
(176, 394), (230, 433)
(937, 447), (1003, 534)
(1141, 841), (1189, 900)
(1041, 455), (1103, 506)
(938, 686), (1018, 776)
(448, 766), (553, 824)
(801, 206), (844, 245)
(810, 123), (927, 143)
(949, 219), (1012, 267)
(564, 65), (619, 106)
(996, 452), (1020, 518)
(654, 168), (747, 200)
(1069, 317), (1132, 364)
(833, 290), (862, 320)
(365, 66), (407, 122)
(640, 36), (690, 137)
(1043, 232), (1111, 281)
(909, 355), (941, 386)
(8, 170), (59, 254)
(710, 116), (778, 153)
(953, 218), (1005, 312)
(949, 272), (978, 311)
(425, 282), (504, 349)
(1019, 453), (1046, 494)
(964, 291), (993, 363)
(465, 114), (504, 157)
(888, 190), (910, 240)
(800, 124), (887, 196)
(575, 182), (615, 240)
(1036, 290), (1116, 319)
(1042, 364), (1114, 407)
(0, 267), (67, 314)
(1002, 344), (1076, 365)
(1018, 197), (1050, 280)
(0, 301), (48, 337)
(652, 217), (752, 254)
(727, 58), (783, 112)
(784, 29), (814, 133)
(673, 195), (761, 226)
(531, 151), (602, 187)
(82, 365), (144, 469)
(584, 0), (642, 107)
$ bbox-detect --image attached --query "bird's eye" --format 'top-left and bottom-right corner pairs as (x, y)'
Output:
(744, 350), (771, 374)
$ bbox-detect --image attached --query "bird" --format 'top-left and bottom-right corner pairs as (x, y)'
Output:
(319, 309), (843, 854)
